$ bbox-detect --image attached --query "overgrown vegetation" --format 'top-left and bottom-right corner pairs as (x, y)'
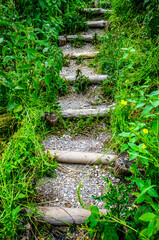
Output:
(84, 0), (159, 239)
(0, 0), (86, 238)
(0, 0), (158, 239)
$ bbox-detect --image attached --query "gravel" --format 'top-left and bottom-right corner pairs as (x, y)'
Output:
(60, 59), (97, 77)
(36, 20), (121, 240)
(36, 163), (120, 209)
(43, 133), (110, 153)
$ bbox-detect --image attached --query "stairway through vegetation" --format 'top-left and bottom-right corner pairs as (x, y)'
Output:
(0, 0), (158, 239)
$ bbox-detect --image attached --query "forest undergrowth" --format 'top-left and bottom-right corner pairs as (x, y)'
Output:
(0, 0), (159, 239)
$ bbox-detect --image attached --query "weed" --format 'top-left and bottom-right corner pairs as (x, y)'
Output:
(62, 55), (71, 67)
(71, 35), (85, 48)
(74, 69), (90, 94)
(92, 32), (99, 45)
(76, 56), (84, 65)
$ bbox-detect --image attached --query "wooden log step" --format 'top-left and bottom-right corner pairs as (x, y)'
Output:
(61, 104), (115, 118)
(67, 34), (99, 43)
(46, 150), (117, 165)
(62, 74), (109, 83)
(63, 51), (99, 59)
(83, 8), (112, 14)
(86, 20), (110, 28)
(36, 207), (106, 225)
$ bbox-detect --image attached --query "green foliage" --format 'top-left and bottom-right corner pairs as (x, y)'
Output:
(118, 89), (159, 167)
(74, 69), (90, 94)
(85, 206), (120, 240)
(0, 1), (68, 113)
(83, 3), (158, 239)
(112, 0), (159, 37)
(0, 109), (58, 238)
(76, 56), (84, 65)
(71, 35), (85, 48)
(83, 177), (147, 239)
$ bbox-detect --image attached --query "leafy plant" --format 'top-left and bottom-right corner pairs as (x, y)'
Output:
(71, 35), (85, 48)
(74, 69), (90, 94)
(76, 56), (84, 65)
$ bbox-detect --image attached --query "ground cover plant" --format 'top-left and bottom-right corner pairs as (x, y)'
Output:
(83, 0), (159, 239)
(0, 0), (158, 239)
(0, 0), (87, 238)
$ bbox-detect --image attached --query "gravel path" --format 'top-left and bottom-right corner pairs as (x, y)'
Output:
(60, 59), (97, 77)
(35, 5), (123, 240)
(36, 164), (120, 209)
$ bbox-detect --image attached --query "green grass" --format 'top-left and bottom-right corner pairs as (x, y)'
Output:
(0, 0), (159, 239)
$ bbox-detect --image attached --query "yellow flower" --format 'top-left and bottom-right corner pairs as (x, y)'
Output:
(142, 144), (146, 149)
(121, 100), (127, 105)
(143, 129), (148, 134)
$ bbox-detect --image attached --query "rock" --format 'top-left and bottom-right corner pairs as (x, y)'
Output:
(58, 36), (67, 46)
(43, 113), (58, 126)
(114, 157), (133, 176)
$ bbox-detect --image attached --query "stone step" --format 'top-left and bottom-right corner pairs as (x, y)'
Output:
(61, 74), (109, 83)
(34, 207), (106, 226)
(83, 8), (112, 14)
(61, 104), (115, 118)
(86, 20), (110, 28)
(46, 150), (117, 165)
(63, 51), (99, 59)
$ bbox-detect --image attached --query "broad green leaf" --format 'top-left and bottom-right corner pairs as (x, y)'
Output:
(139, 155), (149, 165)
(148, 218), (156, 238)
(121, 144), (129, 152)
(12, 206), (21, 219)
(0, 38), (4, 43)
(14, 104), (23, 113)
(151, 101), (159, 108)
(135, 102), (145, 109)
(128, 143), (139, 151)
(91, 206), (100, 215)
(44, 75), (52, 85)
(15, 85), (26, 90)
(7, 102), (17, 111)
(89, 215), (98, 228)
(149, 90), (159, 96)
(17, 193), (27, 199)
(139, 212), (156, 222)
(118, 132), (135, 137)
(129, 152), (139, 160)
(134, 178), (144, 188)
(147, 188), (158, 198)
(141, 105), (154, 116)
(2, 78), (14, 88)
(133, 185), (157, 204)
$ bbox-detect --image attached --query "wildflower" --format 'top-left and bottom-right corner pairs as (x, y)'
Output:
(143, 129), (148, 134)
(142, 144), (146, 149)
(121, 100), (127, 105)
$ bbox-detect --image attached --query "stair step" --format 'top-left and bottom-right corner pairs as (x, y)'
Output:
(62, 74), (109, 83)
(59, 33), (102, 46)
(46, 150), (117, 165)
(67, 34), (99, 42)
(86, 20), (110, 28)
(83, 8), (112, 14)
(63, 51), (99, 59)
(61, 104), (115, 118)
(34, 207), (106, 225)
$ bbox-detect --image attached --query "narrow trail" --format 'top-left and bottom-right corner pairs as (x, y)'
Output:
(35, 1), (131, 239)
